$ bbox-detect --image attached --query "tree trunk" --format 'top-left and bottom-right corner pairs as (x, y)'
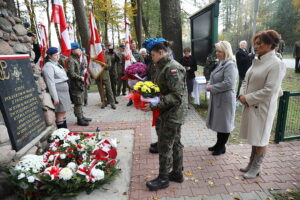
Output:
(117, 24), (120, 45)
(16, 0), (20, 18)
(104, 9), (108, 44)
(130, 0), (139, 46)
(46, 0), (51, 46)
(72, 0), (89, 52)
(141, 7), (150, 38)
(136, 0), (142, 48)
(4, 0), (17, 16)
(30, 0), (37, 33)
(24, 0), (36, 33)
(159, 0), (182, 61)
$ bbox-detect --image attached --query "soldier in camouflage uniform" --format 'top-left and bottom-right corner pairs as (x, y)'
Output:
(105, 43), (119, 104)
(67, 43), (91, 126)
(116, 44), (127, 96)
(142, 40), (188, 191)
(94, 52), (116, 110)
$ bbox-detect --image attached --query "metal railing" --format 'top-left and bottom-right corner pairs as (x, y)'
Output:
(275, 91), (300, 143)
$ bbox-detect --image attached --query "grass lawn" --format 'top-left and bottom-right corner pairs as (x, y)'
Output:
(272, 190), (300, 200)
(193, 67), (300, 144)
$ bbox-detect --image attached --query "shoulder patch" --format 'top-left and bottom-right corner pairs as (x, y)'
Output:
(171, 69), (177, 73)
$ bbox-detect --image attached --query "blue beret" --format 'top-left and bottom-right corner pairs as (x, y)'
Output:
(71, 42), (80, 50)
(81, 48), (86, 51)
(142, 38), (166, 52)
(46, 47), (59, 55)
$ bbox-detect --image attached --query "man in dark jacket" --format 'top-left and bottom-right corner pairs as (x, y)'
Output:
(236, 40), (253, 97)
(293, 41), (300, 73)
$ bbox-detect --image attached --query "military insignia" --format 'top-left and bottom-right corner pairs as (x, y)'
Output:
(11, 65), (23, 82)
(171, 69), (177, 73)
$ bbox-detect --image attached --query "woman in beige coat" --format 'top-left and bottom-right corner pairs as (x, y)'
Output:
(238, 30), (286, 179)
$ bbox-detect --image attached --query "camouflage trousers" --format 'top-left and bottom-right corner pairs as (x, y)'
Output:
(71, 90), (84, 119)
(156, 118), (184, 176)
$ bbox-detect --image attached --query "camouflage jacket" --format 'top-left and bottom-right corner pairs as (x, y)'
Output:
(152, 56), (188, 125)
(67, 54), (83, 91)
(100, 54), (112, 81)
(203, 53), (217, 81)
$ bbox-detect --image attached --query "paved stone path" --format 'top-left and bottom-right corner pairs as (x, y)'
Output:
(67, 92), (300, 200)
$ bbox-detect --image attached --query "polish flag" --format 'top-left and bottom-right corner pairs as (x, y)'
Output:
(36, 24), (48, 68)
(88, 13), (105, 77)
(124, 19), (136, 69)
(51, 0), (71, 57)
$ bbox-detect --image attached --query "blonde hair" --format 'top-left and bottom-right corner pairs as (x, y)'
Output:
(215, 40), (235, 61)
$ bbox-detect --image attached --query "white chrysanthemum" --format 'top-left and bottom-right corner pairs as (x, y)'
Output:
(59, 168), (73, 180)
(52, 147), (57, 151)
(48, 155), (54, 162)
(108, 138), (117, 148)
(67, 162), (77, 171)
(86, 138), (97, 147)
(91, 168), (104, 181)
(52, 128), (70, 140)
(60, 154), (66, 159)
(15, 154), (45, 173)
(62, 142), (70, 148)
(65, 135), (80, 145)
(27, 176), (35, 183)
(18, 173), (25, 180)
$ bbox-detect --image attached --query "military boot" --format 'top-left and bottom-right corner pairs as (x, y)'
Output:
(56, 121), (64, 129)
(149, 145), (158, 154)
(168, 171), (184, 183)
(77, 118), (89, 126)
(146, 175), (169, 191)
(83, 116), (92, 122)
(150, 142), (158, 148)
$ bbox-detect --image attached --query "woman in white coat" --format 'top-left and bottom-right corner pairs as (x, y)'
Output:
(206, 41), (238, 155)
(238, 30), (286, 179)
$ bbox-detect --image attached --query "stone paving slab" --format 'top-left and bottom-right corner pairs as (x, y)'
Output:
(66, 93), (300, 200)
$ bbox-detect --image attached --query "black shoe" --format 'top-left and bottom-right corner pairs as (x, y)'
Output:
(146, 176), (169, 191)
(77, 118), (89, 126)
(84, 103), (88, 106)
(208, 145), (218, 151)
(212, 146), (226, 156)
(111, 104), (116, 109)
(150, 142), (158, 148)
(168, 171), (184, 183)
(149, 145), (158, 154)
(83, 117), (92, 122)
(127, 100), (133, 107)
(115, 100), (119, 104)
(122, 93), (126, 96)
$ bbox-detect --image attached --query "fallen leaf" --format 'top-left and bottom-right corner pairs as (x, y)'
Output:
(286, 189), (293, 193)
(151, 196), (159, 200)
(197, 166), (203, 170)
(208, 160), (213, 165)
(233, 196), (241, 200)
(122, 192), (127, 195)
(225, 182), (231, 186)
(254, 180), (261, 184)
(266, 196), (273, 200)
(242, 156), (248, 159)
(184, 171), (193, 176)
(279, 152), (285, 155)
(208, 181), (216, 187)
(234, 176), (240, 180)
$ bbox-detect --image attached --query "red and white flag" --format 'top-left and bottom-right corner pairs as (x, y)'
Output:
(51, 0), (71, 57)
(36, 24), (48, 68)
(88, 13), (105, 77)
(124, 19), (136, 69)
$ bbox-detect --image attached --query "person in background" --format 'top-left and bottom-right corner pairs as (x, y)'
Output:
(116, 44), (127, 96)
(81, 48), (90, 106)
(141, 39), (187, 191)
(235, 40), (254, 98)
(293, 41), (300, 73)
(105, 43), (119, 105)
(67, 42), (92, 126)
(206, 41), (238, 156)
(203, 52), (217, 82)
(180, 47), (197, 107)
(42, 47), (71, 129)
(238, 30), (286, 179)
(139, 48), (151, 66)
(278, 34), (285, 55)
(132, 41), (144, 63)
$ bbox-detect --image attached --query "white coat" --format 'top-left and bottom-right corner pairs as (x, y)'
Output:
(239, 50), (286, 146)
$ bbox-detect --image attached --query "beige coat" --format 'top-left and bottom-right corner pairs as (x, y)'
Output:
(239, 50), (286, 146)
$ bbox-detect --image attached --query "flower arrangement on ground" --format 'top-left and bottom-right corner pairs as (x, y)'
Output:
(6, 129), (120, 199)
(122, 62), (148, 88)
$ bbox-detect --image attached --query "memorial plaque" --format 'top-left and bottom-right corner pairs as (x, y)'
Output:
(0, 55), (46, 151)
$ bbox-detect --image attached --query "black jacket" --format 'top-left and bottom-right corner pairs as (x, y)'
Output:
(236, 48), (253, 79)
(180, 55), (197, 79)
